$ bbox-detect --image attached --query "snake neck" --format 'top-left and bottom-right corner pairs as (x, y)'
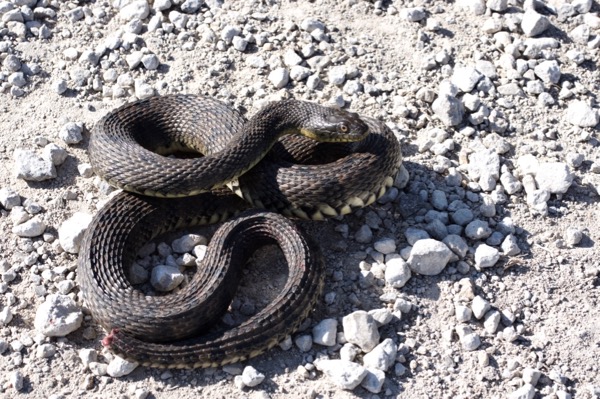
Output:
(248, 100), (312, 140)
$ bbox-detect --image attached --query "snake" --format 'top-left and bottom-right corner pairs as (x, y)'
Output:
(79, 94), (402, 368)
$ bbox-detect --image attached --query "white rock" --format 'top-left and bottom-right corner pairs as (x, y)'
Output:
(483, 310), (501, 333)
(566, 101), (599, 127)
(312, 318), (338, 346)
(43, 143), (68, 166)
(455, 324), (481, 351)
(0, 188), (21, 210)
(241, 366), (265, 387)
(455, 304), (472, 323)
(150, 265), (184, 291)
(58, 212), (93, 254)
(384, 257), (411, 288)
(283, 49), (302, 67)
(328, 65), (347, 86)
(119, 0), (149, 21)
(59, 122), (83, 144)
(474, 244), (500, 269)
(153, 0), (171, 11)
(12, 216), (46, 237)
(268, 67), (289, 89)
(523, 367), (542, 386)
(471, 295), (491, 319)
(13, 149), (56, 181)
(34, 294), (83, 337)
(232, 36), (248, 52)
(0, 306), (12, 325)
(487, 0), (507, 12)
(407, 239), (453, 276)
(535, 163), (573, 194)
(290, 65), (311, 81)
(459, 0), (486, 15)
(342, 311), (380, 352)
(509, 383), (536, 399)
(451, 66), (482, 93)
(362, 338), (397, 371)
(501, 234), (521, 256)
(400, 7), (426, 22)
(374, 237), (396, 254)
(107, 355), (139, 377)
(10, 371), (23, 392)
(361, 368), (385, 393)
(79, 348), (97, 368)
(534, 60), (560, 84)
(314, 359), (368, 390)
(521, 9), (549, 37)
(172, 234), (206, 253)
(432, 94), (464, 126)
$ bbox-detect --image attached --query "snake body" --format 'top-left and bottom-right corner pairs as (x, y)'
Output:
(80, 95), (402, 368)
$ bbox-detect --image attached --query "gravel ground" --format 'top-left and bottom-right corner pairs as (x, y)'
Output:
(1, 0), (600, 398)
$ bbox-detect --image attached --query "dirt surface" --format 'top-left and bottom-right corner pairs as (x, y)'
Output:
(0, 0), (599, 398)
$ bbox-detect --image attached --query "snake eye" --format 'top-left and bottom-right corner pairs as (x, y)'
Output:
(338, 123), (349, 133)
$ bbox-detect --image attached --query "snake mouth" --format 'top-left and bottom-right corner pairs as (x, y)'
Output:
(102, 328), (120, 347)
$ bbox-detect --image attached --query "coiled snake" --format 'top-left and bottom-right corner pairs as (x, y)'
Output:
(79, 95), (402, 368)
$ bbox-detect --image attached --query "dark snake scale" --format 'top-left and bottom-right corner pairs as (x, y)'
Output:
(79, 94), (402, 368)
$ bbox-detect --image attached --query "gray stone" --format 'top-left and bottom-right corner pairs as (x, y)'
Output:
(14, 149), (56, 181)
(374, 237), (396, 254)
(521, 9), (549, 37)
(483, 310), (501, 333)
(566, 101), (598, 127)
(355, 224), (373, 243)
(34, 294), (83, 337)
(534, 60), (561, 84)
(119, 0), (150, 21)
(180, 0), (202, 13)
(455, 324), (481, 351)
(442, 234), (468, 258)
(59, 122), (83, 145)
(241, 366), (265, 387)
(363, 338), (397, 371)
(522, 367), (542, 386)
(172, 234), (206, 253)
(432, 94), (464, 126)
(12, 216), (46, 237)
(361, 368), (385, 394)
(471, 295), (491, 319)
(451, 66), (482, 93)
(268, 67), (289, 89)
(43, 144), (68, 166)
(232, 36), (248, 52)
(315, 359), (368, 390)
(107, 356), (138, 377)
(342, 311), (380, 352)
(509, 384), (535, 399)
(474, 244), (500, 269)
(535, 163), (573, 194)
(384, 258), (411, 288)
(501, 234), (521, 256)
(150, 265), (184, 291)
(400, 7), (426, 22)
(451, 209), (474, 226)
(455, 304), (472, 323)
(564, 227), (583, 246)
(58, 212), (93, 254)
(404, 227), (429, 245)
(328, 65), (347, 86)
(368, 308), (393, 326)
(294, 334), (312, 352)
(0, 188), (20, 210)
(465, 220), (492, 240)
(312, 318), (337, 346)
(407, 239), (453, 276)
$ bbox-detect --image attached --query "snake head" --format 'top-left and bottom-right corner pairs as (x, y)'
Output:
(298, 104), (369, 143)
